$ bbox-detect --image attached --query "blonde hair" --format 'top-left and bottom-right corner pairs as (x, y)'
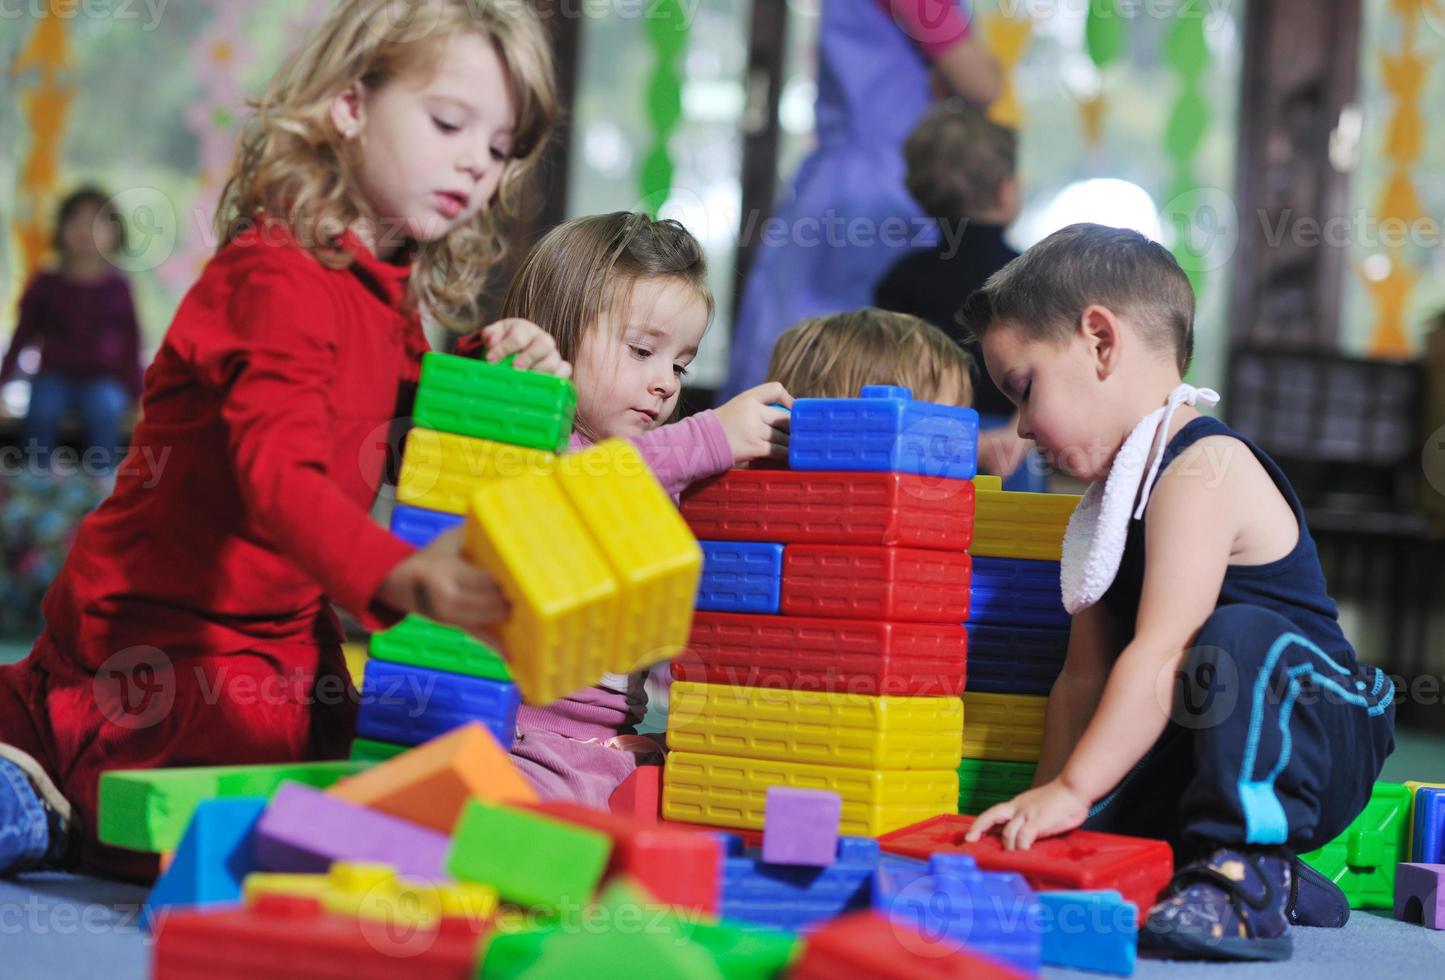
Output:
(216, 0), (557, 329)
(768, 308), (974, 406)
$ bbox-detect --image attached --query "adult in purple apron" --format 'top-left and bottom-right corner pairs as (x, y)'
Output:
(724, 0), (995, 398)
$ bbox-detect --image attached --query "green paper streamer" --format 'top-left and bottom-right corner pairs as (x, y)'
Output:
(1085, 0), (1127, 68)
(1163, 12), (1212, 297)
(640, 0), (688, 214)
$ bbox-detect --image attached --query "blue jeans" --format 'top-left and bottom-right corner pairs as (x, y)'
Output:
(0, 758), (50, 872)
(24, 373), (131, 471)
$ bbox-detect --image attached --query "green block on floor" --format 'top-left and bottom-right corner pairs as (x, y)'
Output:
(348, 737), (410, 763)
(448, 799), (611, 912)
(413, 351), (576, 453)
(369, 615), (510, 681)
(1300, 781), (1410, 909)
(98, 759), (370, 853)
(956, 757), (1037, 815)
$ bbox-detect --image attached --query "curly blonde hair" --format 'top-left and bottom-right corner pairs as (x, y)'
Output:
(216, 0), (556, 329)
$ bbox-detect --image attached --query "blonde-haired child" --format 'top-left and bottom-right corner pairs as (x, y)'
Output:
(0, 0), (564, 879)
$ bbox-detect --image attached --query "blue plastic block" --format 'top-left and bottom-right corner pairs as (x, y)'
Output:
(356, 659), (520, 749)
(389, 504), (465, 548)
(969, 557), (1070, 628)
(721, 834), (877, 932)
(144, 797), (268, 929)
(789, 385), (979, 480)
(872, 852), (1042, 973)
(965, 624), (1070, 696)
(696, 541), (784, 614)
(1413, 787), (1445, 864)
(1038, 890), (1137, 976)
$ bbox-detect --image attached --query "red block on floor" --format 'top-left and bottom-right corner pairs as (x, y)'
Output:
(608, 765), (663, 822)
(673, 612), (967, 697)
(660, 820), (764, 849)
(877, 814), (1173, 921)
(790, 911), (1028, 979)
(680, 470), (974, 551)
(781, 545), (971, 623)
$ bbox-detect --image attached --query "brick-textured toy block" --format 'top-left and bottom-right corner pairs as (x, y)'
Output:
(609, 765), (662, 822)
(1039, 890), (1137, 975)
(957, 758), (1038, 815)
(368, 614), (510, 681)
(396, 427), (557, 514)
(1412, 787), (1445, 864)
(329, 723), (536, 834)
(667, 680), (963, 770)
(970, 476), (1079, 561)
(965, 624), (1069, 696)
(763, 787), (842, 867)
(788, 385), (979, 480)
(696, 540), (784, 614)
(98, 760), (369, 853)
(722, 835), (878, 931)
(675, 612), (967, 697)
(1301, 781), (1412, 909)
(252, 782), (450, 880)
(878, 814), (1174, 920)
(1408, 781), (1445, 862)
(243, 862), (497, 929)
(145, 797), (267, 923)
(681, 469), (975, 551)
(781, 545), (971, 623)
(1394, 863), (1445, 929)
(412, 351), (577, 453)
(961, 691), (1046, 762)
(968, 556), (1070, 628)
(663, 751), (957, 837)
(791, 911), (1028, 979)
(388, 503), (464, 547)
(447, 799), (611, 912)
(355, 659), (520, 749)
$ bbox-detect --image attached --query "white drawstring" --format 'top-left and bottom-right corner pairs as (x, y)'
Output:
(1132, 384), (1221, 520)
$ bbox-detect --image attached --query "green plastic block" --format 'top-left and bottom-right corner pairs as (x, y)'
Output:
(348, 737), (410, 763)
(478, 925), (554, 979)
(956, 758), (1037, 815)
(97, 759), (370, 853)
(448, 800), (611, 912)
(413, 351), (577, 453)
(1300, 781), (1410, 909)
(369, 615), (510, 681)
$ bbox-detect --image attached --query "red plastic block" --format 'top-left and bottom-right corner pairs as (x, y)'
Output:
(530, 802), (723, 914)
(877, 815), (1173, 921)
(608, 765), (663, 822)
(152, 894), (484, 980)
(781, 545), (970, 623)
(661, 820), (764, 849)
(791, 911), (1027, 979)
(680, 470), (974, 551)
(673, 612), (967, 697)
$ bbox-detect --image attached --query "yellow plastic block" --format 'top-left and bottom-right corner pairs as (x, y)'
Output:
(244, 861), (498, 926)
(961, 691), (1046, 763)
(971, 476), (1080, 561)
(662, 751), (957, 837)
(397, 428), (555, 515)
(464, 471), (620, 704)
(555, 440), (703, 674)
(341, 642), (367, 690)
(667, 681), (962, 770)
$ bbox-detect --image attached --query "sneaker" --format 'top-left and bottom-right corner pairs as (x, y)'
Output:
(1140, 845), (1294, 962)
(1287, 856), (1350, 927)
(0, 744), (80, 870)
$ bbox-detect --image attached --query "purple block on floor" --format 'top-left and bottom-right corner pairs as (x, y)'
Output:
(1394, 863), (1445, 929)
(252, 781), (449, 880)
(762, 787), (841, 867)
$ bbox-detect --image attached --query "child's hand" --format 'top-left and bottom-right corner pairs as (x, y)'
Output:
(715, 382), (794, 464)
(375, 528), (508, 645)
(478, 318), (572, 378)
(964, 778), (1090, 850)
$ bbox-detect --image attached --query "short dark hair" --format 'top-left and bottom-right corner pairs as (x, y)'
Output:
(904, 100), (1017, 223)
(54, 186), (126, 257)
(957, 223), (1195, 373)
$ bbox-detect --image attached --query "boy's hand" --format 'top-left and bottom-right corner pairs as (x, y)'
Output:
(964, 778), (1090, 850)
(478, 318), (572, 378)
(715, 382), (793, 464)
(375, 528), (508, 646)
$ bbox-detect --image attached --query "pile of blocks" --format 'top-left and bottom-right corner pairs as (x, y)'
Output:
(668, 386), (976, 837)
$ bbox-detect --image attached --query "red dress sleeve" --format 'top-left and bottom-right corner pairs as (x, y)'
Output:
(874, 0), (973, 59)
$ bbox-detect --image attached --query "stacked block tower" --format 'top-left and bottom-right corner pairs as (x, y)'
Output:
(668, 386), (977, 837)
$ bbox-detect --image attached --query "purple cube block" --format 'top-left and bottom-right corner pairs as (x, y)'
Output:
(761, 787), (842, 867)
(252, 781), (450, 880)
(1395, 862), (1445, 929)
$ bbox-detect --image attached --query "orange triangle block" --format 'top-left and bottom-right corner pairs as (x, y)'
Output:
(328, 723), (537, 833)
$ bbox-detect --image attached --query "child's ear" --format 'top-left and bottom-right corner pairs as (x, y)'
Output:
(1079, 304), (1121, 379)
(329, 81), (367, 140)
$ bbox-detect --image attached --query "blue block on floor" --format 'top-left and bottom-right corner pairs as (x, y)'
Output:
(356, 659), (520, 749)
(1038, 890), (1137, 976)
(965, 624), (1069, 695)
(1413, 787), (1445, 864)
(789, 385), (979, 480)
(143, 796), (267, 929)
(872, 852), (1042, 973)
(969, 557), (1069, 628)
(721, 834), (877, 932)
(389, 504), (465, 548)
(697, 541), (784, 614)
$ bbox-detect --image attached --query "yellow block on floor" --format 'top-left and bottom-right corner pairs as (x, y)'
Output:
(244, 861), (497, 926)
(961, 691), (1046, 763)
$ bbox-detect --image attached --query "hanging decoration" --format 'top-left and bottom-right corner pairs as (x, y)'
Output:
(980, 8), (1033, 130)
(1079, 0), (1126, 145)
(1160, 10), (1211, 296)
(12, 2), (74, 279)
(639, 0), (688, 216)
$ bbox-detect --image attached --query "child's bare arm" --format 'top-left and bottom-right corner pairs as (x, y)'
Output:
(1032, 601), (1117, 786)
